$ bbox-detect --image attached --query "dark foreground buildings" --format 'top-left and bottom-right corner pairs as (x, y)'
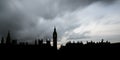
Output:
(0, 27), (120, 56)
(0, 27), (57, 49)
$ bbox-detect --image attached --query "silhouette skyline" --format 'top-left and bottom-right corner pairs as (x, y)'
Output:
(0, 28), (120, 50)
(0, 27), (120, 58)
(0, 0), (120, 58)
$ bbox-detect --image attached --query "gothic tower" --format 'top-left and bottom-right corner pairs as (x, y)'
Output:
(53, 27), (57, 49)
(1, 37), (4, 44)
(6, 31), (11, 44)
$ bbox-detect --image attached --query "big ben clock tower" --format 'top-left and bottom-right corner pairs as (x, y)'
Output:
(53, 27), (57, 50)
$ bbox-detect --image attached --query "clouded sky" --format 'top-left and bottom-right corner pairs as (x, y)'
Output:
(0, 0), (120, 44)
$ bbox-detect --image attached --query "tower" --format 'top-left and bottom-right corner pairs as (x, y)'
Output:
(6, 31), (11, 44)
(1, 37), (4, 44)
(53, 27), (57, 50)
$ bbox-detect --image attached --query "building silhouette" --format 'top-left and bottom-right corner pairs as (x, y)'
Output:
(0, 27), (120, 56)
(53, 27), (57, 50)
(1, 37), (4, 44)
(6, 31), (11, 44)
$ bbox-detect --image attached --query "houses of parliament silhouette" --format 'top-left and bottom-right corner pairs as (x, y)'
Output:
(0, 27), (57, 49)
(0, 27), (120, 55)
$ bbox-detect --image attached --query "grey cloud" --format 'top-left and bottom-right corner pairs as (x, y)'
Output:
(18, 0), (116, 20)
(0, 0), (36, 39)
(0, 0), (21, 36)
(0, 0), (119, 43)
(58, 0), (116, 11)
(68, 31), (91, 40)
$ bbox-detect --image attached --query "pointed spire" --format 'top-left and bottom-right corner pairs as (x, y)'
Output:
(6, 30), (11, 44)
(1, 37), (4, 44)
(54, 26), (56, 32)
(7, 31), (11, 39)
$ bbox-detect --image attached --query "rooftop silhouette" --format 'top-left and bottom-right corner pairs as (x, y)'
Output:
(0, 28), (120, 56)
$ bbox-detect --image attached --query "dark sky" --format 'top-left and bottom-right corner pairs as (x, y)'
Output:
(0, 0), (120, 44)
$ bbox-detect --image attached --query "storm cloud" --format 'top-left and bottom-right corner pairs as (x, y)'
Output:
(0, 0), (120, 44)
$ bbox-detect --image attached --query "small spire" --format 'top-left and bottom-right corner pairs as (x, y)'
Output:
(6, 30), (11, 44)
(54, 26), (56, 32)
